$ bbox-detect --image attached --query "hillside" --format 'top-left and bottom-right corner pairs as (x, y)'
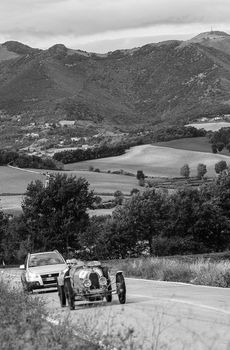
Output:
(1, 31), (230, 134)
(65, 144), (230, 178)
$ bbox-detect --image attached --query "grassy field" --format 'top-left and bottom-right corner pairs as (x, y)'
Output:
(2, 141), (230, 213)
(154, 136), (230, 156)
(66, 144), (230, 177)
(0, 166), (138, 195)
(0, 166), (137, 214)
(186, 122), (230, 131)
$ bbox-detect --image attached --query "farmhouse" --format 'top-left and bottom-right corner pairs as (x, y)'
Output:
(59, 120), (75, 127)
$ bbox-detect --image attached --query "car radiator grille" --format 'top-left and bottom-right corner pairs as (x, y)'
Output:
(41, 273), (59, 285)
(89, 272), (100, 289)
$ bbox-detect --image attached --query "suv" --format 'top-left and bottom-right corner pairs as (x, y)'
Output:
(20, 250), (68, 293)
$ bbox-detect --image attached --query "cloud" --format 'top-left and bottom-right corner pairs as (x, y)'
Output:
(0, 0), (230, 51)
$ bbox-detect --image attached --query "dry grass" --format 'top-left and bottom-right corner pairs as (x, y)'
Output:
(116, 257), (230, 287)
(0, 274), (95, 350)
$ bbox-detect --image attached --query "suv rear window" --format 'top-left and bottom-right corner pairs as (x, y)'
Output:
(28, 252), (65, 267)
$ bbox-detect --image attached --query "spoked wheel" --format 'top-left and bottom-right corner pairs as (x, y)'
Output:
(102, 267), (112, 303)
(64, 279), (75, 310)
(57, 284), (66, 307)
(106, 280), (112, 303)
(116, 273), (126, 304)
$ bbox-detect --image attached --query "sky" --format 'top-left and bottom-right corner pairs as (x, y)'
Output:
(0, 0), (230, 53)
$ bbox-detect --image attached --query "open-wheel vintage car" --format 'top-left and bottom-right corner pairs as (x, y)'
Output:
(57, 259), (126, 310)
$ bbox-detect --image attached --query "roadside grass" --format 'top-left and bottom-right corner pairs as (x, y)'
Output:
(113, 257), (230, 287)
(0, 277), (96, 350)
(2, 269), (230, 350)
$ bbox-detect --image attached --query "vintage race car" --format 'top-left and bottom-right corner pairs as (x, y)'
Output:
(57, 259), (126, 310)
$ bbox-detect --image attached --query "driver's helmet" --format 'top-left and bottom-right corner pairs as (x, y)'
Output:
(67, 258), (84, 268)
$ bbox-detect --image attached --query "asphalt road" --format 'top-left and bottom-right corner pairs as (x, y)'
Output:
(2, 269), (230, 349)
(36, 278), (230, 350)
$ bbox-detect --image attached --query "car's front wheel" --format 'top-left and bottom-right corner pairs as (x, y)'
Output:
(116, 273), (126, 304)
(64, 279), (75, 310)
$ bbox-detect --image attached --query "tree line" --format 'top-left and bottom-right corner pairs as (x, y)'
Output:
(0, 150), (62, 170)
(1, 170), (230, 263)
(53, 144), (126, 164)
(208, 127), (230, 153)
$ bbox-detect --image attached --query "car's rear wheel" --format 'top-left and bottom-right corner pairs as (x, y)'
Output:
(116, 274), (126, 304)
(57, 284), (66, 307)
(102, 267), (112, 303)
(64, 279), (75, 310)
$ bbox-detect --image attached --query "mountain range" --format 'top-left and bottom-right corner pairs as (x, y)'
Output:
(1, 31), (230, 131)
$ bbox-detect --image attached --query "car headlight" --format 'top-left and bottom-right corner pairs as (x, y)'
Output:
(99, 277), (107, 286)
(83, 279), (91, 288)
(27, 271), (40, 282)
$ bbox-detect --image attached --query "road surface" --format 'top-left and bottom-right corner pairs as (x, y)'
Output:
(38, 278), (230, 349)
(2, 269), (230, 349)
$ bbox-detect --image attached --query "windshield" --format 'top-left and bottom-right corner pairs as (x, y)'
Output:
(28, 252), (65, 267)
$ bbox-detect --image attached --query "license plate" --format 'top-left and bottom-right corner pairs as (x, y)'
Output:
(44, 277), (55, 281)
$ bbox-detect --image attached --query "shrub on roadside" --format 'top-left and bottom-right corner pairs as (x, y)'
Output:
(0, 278), (96, 350)
(117, 257), (230, 287)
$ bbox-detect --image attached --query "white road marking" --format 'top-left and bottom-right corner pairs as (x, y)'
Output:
(127, 277), (230, 290)
(129, 293), (230, 315)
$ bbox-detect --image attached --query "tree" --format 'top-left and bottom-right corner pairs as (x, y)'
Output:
(130, 188), (140, 196)
(136, 170), (145, 180)
(21, 173), (96, 253)
(215, 160), (227, 174)
(111, 189), (169, 255)
(197, 163), (207, 179)
(180, 164), (190, 178)
(138, 178), (145, 187)
(0, 210), (9, 263)
(216, 142), (225, 152)
(113, 190), (124, 205)
(211, 144), (217, 154)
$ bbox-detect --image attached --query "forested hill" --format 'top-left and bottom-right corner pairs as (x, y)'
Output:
(1, 31), (230, 130)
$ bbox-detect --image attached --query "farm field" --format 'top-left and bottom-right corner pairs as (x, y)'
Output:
(0, 195), (115, 217)
(65, 144), (230, 177)
(186, 121), (230, 131)
(0, 166), (137, 215)
(154, 137), (230, 155)
(0, 166), (138, 195)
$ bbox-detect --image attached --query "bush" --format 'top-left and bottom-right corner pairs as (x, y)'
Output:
(0, 278), (96, 349)
(138, 178), (145, 187)
(117, 257), (230, 287)
(180, 164), (190, 178)
(215, 160), (227, 174)
(136, 170), (145, 180)
(197, 163), (207, 179)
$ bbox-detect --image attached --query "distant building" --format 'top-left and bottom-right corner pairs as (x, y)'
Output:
(59, 120), (75, 127)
